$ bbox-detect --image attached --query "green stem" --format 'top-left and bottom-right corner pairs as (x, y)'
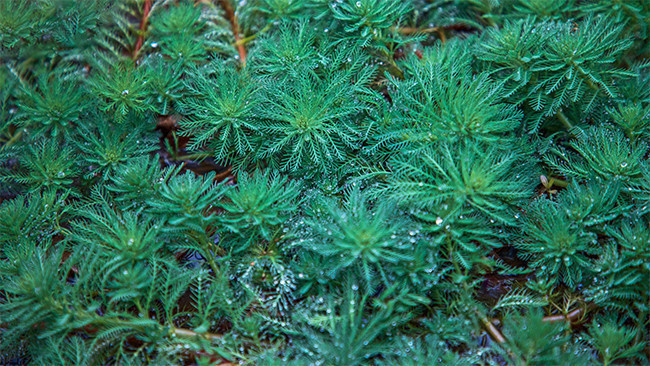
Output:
(556, 110), (574, 130)
(1, 129), (23, 151)
(196, 231), (221, 276)
(235, 23), (273, 47)
(446, 235), (461, 277)
(570, 61), (603, 94)
(176, 152), (214, 161)
(549, 177), (569, 188)
(135, 298), (144, 315)
(172, 327), (221, 341)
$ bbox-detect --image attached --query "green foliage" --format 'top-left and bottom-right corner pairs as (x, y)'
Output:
(294, 281), (408, 365)
(1, 139), (80, 194)
(377, 142), (535, 224)
(1, 0), (649, 364)
(148, 169), (224, 231)
(0, 0), (42, 50)
(144, 57), (186, 115)
(497, 309), (591, 365)
(517, 198), (597, 288)
(300, 188), (414, 288)
(0, 190), (67, 246)
(377, 334), (476, 365)
(150, 1), (205, 38)
(556, 178), (626, 228)
(15, 70), (87, 137)
(0, 246), (71, 350)
(91, 63), (153, 123)
(71, 195), (165, 261)
(258, 52), (376, 173)
(32, 337), (96, 366)
(330, 0), (410, 38)
(584, 315), (645, 365)
(218, 169), (300, 247)
(149, 1), (208, 64)
(149, 0), (234, 62)
(609, 103), (650, 141)
(248, 0), (308, 20)
(492, 287), (547, 312)
(77, 120), (157, 180)
(478, 16), (635, 131)
(586, 221), (650, 321)
(106, 155), (165, 209)
(545, 126), (648, 181)
(179, 62), (260, 168)
(513, 0), (572, 19)
(379, 42), (523, 151)
(248, 20), (320, 81)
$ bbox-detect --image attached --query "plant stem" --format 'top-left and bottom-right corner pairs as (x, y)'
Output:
(1, 129), (23, 150)
(133, 0), (152, 60)
(234, 23), (273, 47)
(395, 26), (440, 35)
(478, 312), (506, 343)
(216, 0), (247, 66)
(173, 326), (222, 341)
(556, 110), (574, 130)
(394, 26), (450, 41)
(200, 234), (222, 276)
(542, 308), (582, 323)
(176, 152), (214, 161)
(549, 177), (569, 188)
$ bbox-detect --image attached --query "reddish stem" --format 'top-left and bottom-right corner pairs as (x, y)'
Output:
(133, 0), (153, 60)
(217, 0), (247, 66)
(213, 166), (232, 182)
(542, 308), (583, 323)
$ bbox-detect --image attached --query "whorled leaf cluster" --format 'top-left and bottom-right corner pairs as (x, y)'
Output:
(0, 0), (649, 365)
